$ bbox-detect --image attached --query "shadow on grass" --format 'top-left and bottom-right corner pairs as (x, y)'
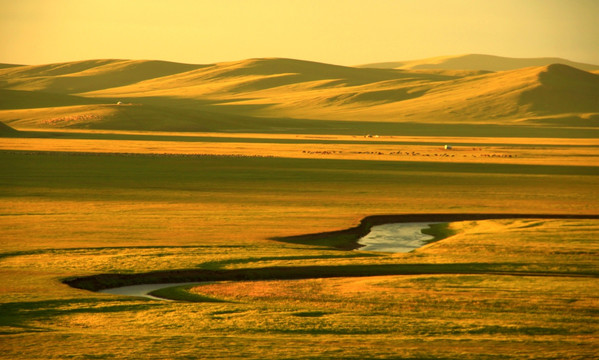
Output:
(63, 262), (599, 294)
(197, 253), (382, 270)
(5, 117), (599, 138)
(291, 311), (329, 318)
(148, 285), (226, 303)
(0, 297), (159, 334)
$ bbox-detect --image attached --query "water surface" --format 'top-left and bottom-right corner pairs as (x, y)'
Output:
(99, 282), (200, 300)
(357, 222), (437, 253)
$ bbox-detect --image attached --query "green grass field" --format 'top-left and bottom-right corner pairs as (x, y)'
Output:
(1, 130), (598, 359)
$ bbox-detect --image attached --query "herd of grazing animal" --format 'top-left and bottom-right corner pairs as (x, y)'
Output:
(302, 148), (515, 159)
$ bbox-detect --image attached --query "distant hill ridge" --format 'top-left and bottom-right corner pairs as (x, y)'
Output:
(0, 59), (204, 94)
(358, 54), (599, 72)
(0, 55), (597, 132)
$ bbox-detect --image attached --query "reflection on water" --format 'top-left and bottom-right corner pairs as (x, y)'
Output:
(99, 282), (199, 300)
(357, 222), (437, 253)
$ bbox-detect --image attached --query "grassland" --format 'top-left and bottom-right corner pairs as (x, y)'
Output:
(1, 127), (598, 359)
(1, 55), (598, 358)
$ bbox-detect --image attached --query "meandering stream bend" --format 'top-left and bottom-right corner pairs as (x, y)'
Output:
(71, 214), (599, 301)
(100, 223), (436, 299)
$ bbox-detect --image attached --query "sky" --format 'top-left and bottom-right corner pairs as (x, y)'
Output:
(1, 0), (598, 66)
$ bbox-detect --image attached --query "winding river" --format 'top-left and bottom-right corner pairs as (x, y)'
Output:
(99, 223), (437, 299)
(68, 214), (599, 301)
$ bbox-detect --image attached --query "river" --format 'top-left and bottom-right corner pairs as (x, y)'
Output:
(99, 282), (200, 300)
(357, 222), (437, 252)
(99, 222), (438, 299)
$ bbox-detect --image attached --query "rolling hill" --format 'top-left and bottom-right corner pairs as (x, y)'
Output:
(359, 54), (599, 72)
(1, 55), (598, 133)
(0, 59), (204, 94)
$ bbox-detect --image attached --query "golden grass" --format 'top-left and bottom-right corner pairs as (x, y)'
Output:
(9, 127), (599, 144)
(1, 55), (598, 358)
(1, 132), (598, 166)
(2, 218), (598, 359)
(0, 123), (598, 358)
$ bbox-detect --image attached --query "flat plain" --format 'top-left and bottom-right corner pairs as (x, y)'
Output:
(1, 55), (598, 359)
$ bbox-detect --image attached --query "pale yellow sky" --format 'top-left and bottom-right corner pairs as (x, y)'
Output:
(1, 0), (598, 66)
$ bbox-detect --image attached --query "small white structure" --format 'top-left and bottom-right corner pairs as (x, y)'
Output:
(444, 145), (452, 150)
(116, 101), (123, 105)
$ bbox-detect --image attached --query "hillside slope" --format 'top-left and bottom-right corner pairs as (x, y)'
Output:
(359, 54), (599, 72)
(1, 56), (598, 132)
(349, 64), (599, 122)
(0, 59), (204, 94)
